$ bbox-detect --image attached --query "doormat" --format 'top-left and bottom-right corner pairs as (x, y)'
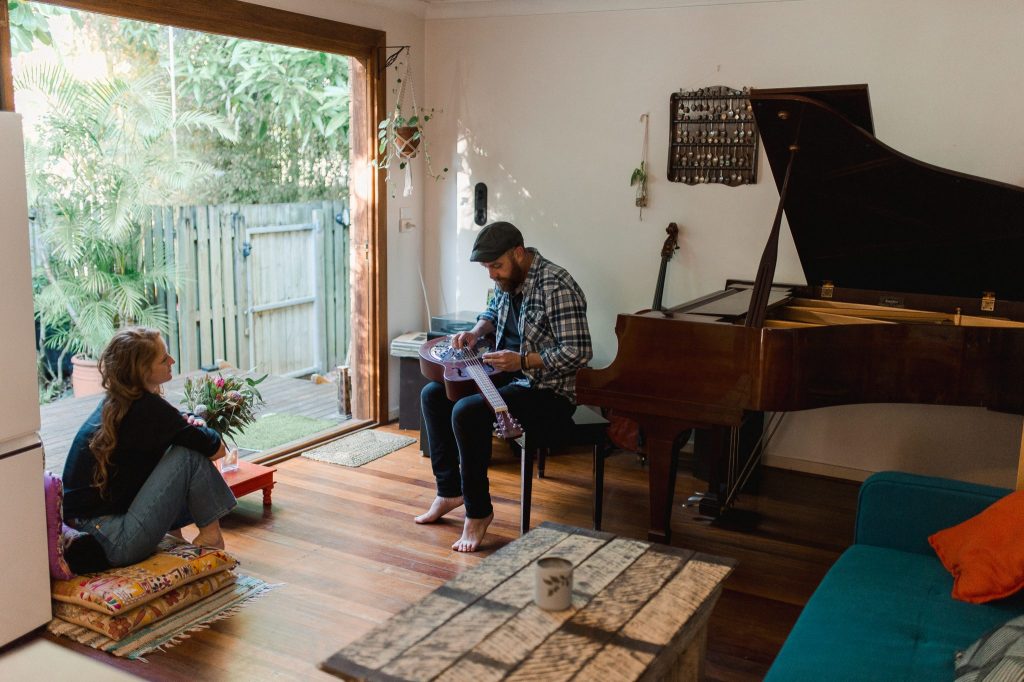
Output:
(46, 573), (279, 660)
(302, 430), (416, 467)
(233, 412), (338, 451)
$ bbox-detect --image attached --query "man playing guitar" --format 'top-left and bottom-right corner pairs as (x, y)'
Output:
(417, 221), (592, 552)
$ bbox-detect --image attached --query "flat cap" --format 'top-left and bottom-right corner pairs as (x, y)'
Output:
(470, 221), (524, 262)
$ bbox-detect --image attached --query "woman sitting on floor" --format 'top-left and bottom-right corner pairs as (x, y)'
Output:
(62, 326), (237, 573)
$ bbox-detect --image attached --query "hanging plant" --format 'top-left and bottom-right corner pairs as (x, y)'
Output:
(374, 52), (447, 197)
(631, 113), (650, 219)
(631, 162), (647, 204)
(394, 124), (421, 159)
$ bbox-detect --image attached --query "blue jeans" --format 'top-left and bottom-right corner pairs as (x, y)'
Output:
(420, 380), (574, 519)
(70, 446), (237, 567)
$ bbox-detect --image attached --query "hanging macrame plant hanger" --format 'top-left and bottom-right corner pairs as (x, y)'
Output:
(392, 57), (422, 196)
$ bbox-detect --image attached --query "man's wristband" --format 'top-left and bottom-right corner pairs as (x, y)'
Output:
(520, 350), (528, 370)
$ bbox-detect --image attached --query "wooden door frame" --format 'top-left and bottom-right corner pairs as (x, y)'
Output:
(0, 0), (389, 424)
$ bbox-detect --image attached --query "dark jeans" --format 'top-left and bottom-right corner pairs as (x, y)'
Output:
(420, 379), (574, 519)
(68, 446), (237, 567)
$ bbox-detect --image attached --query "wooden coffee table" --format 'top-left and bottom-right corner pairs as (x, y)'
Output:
(221, 460), (277, 506)
(322, 522), (735, 681)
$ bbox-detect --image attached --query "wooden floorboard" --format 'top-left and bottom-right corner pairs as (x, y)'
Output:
(30, 424), (860, 681)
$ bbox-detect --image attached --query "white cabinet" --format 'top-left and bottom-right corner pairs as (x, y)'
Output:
(0, 442), (51, 645)
(0, 112), (50, 645)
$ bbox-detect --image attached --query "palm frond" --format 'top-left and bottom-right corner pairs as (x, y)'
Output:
(14, 62), (81, 120)
(173, 110), (239, 142)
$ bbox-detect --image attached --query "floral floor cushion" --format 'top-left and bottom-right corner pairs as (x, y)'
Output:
(51, 538), (238, 615)
(52, 570), (237, 640)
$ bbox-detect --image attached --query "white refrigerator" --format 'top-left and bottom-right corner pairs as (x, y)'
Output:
(0, 111), (52, 646)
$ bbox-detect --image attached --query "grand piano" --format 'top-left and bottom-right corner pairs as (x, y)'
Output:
(576, 84), (1024, 543)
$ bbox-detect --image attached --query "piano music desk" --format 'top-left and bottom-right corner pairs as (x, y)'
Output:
(221, 460), (277, 506)
(322, 522), (735, 681)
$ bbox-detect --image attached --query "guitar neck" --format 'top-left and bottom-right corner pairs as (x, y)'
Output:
(652, 258), (669, 310)
(465, 364), (510, 413)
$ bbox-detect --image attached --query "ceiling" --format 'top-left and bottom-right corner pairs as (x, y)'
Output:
(368, 0), (787, 21)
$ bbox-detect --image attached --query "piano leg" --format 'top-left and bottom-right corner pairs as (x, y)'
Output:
(699, 425), (731, 518)
(641, 425), (691, 544)
(697, 416), (766, 519)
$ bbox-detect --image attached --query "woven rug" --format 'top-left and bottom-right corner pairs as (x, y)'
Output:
(233, 412), (338, 451)
(302, 430), (416, 467)
(47, 574), (278, 660)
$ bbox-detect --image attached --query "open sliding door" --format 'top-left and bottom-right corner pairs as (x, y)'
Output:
(0, 0), (389, 428)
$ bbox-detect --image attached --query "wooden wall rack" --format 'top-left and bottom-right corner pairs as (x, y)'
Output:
(668, 85), (758, 186)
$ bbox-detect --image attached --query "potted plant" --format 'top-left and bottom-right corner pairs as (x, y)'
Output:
(375, 55), (447, 196)
(19, 63), (233, 397)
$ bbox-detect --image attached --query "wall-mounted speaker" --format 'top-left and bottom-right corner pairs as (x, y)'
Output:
(474, 183), (487, 226)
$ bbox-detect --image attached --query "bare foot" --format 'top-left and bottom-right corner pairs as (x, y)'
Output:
(165, 529), (186, 543)
(414, 495), (464, 524)
(452, 513), (493, 553)
(192, 526), (225, 550)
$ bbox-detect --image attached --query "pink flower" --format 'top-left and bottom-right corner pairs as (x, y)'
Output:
(214, 376), (226, 388)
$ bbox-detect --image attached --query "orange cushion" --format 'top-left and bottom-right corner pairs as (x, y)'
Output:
(929, 490), (1024, 604)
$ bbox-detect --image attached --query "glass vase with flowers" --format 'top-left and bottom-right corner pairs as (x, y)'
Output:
(182, 372), (267, 472)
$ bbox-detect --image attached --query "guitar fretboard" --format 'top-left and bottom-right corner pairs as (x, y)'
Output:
(465, 363), (509, 412)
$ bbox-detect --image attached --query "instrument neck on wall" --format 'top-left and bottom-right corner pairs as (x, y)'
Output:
(653, 258), (669, 311)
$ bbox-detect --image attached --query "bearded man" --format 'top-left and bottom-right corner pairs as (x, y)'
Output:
(416, 221), (593, 552)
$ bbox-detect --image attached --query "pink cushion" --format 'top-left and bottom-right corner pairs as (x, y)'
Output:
(44, 472), (77, 580)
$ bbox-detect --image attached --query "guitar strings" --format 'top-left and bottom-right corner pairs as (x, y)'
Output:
(453, 344), (521, 436)
(455, 342), (509, 411)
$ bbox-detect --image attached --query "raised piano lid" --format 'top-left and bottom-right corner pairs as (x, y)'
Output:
(749, 84), (1024, 304)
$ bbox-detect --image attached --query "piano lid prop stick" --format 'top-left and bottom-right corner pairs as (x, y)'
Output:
(746, 106), (804, 328)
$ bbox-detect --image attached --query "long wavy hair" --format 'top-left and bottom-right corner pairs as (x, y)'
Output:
(88, 327), (164, 496)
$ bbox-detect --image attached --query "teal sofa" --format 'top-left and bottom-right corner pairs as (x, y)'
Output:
(765, 471), (1024, 681)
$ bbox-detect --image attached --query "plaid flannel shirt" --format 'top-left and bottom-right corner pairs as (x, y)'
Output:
(478, 248), (592, 402)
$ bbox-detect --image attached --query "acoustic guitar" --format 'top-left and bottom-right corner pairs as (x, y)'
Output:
(418, 335), (524, 439)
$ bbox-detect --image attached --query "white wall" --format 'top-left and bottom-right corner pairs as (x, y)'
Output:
(422, 0), (1024, 487)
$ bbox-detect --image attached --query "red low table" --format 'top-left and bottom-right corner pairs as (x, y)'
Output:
(221, 460), (277, 506)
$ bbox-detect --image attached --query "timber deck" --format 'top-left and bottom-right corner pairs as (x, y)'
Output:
(40, 371), (348, 472)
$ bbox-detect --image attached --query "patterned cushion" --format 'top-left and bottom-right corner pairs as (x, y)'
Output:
(43, 472), (78, 580)
(51, 539), (237, 615)
(52, 570), (237, 640)
(955, 614), (1024, 680)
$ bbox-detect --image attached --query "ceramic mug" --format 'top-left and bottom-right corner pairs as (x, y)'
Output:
(535, 556), (573, 610)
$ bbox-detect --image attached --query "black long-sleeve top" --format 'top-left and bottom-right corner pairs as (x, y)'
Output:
(62, 391), (221, 518)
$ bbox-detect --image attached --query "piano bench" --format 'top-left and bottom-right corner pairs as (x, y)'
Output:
(515, 404), (611, 535)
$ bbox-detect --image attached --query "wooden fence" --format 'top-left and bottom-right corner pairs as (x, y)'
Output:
(143, 201), (350, 376)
